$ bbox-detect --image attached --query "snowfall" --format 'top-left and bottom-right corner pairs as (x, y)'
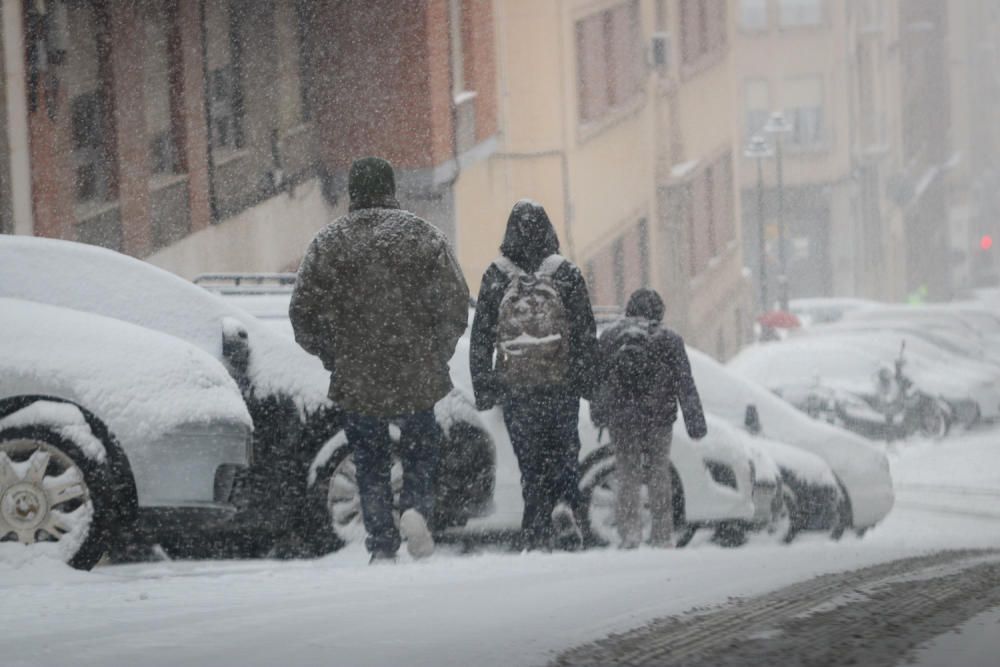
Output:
(2, 427), (998, 667)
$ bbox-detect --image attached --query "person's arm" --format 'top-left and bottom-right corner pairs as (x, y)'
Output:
(560, 264), (599, 400)
(431, 240), (471, 359)
(671, 336), (707, 439)
(469, 265), (505, 410)
(289, 235), (336, 369)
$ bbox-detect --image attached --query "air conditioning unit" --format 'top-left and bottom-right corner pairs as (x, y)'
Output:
(650, 32), (671, 69)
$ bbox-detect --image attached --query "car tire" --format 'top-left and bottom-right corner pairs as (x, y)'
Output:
(711, 521), (747, 548)
(308, 443), (404, 548)
(771, 484), (799, 545)
(578, 449), (688, 548)
(919, 399), (950, 440)
(0, 424), (117, 570)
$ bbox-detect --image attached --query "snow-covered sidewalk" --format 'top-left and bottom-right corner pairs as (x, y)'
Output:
(3, 428), (999, 667)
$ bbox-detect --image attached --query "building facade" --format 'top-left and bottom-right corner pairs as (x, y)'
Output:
(464, 0), (750, 359)
(733, 0), (908, 305)
(1, 0), (498, 278)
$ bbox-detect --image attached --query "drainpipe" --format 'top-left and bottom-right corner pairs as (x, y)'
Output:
(198, 0), (218, 222)
(3, 0), (34, 235)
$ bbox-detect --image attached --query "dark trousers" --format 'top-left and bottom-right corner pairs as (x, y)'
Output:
(344, 408), (441, 554)
(502, 388), (583, 549)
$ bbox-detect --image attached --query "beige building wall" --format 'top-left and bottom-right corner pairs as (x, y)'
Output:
(733, 0), (904, 302)
(464, 0), (750, 359)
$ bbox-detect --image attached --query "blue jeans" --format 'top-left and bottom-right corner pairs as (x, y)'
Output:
(344, 409), (441, 555)
(502, 388), (583, 549)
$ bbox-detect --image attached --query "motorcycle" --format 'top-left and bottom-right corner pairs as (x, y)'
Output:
(790, 342), (952, 441)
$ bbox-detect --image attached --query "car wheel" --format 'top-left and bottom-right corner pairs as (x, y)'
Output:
(578, 451), (688, 548)
(919, 400), (950, 440)
(712, 521), (747, 547)
(310, 444), (404, 546)
(0, 425), (115, 570)
(770, 485), (799, 544)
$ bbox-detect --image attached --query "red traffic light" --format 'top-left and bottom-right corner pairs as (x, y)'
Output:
(981, 235), (994, 251)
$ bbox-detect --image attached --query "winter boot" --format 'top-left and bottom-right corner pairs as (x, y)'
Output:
(399, 508), (435, 560)
(551, 503), (583, 551)
(369, 549), (398, 565)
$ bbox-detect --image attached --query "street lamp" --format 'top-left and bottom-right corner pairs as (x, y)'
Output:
(744, 134), (773, 313)
(764, 111), (793, 311)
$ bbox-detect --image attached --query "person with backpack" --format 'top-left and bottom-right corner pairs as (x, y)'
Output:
(469, 200), (598, 551)
(591, 288), (707, 549)
(289, 157), (469, 562)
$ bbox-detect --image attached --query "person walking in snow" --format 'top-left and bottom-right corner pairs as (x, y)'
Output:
(290, 157), (469, 562)
(469, 200), (598, 551)
(591, 288), (707, 549)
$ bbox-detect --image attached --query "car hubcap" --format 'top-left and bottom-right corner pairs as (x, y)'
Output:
(0, 440), (93, 556)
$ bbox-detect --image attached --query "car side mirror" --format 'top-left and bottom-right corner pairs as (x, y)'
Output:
(222, 317), (250, 389)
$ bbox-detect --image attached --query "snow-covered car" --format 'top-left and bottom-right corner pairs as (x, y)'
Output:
(730, 332), (999, 433)
(201, 278), (783, 549)
(796, 327), (1000, 424)
(789, 297), (880, 326)
(696, 349), (894, 533)
(0, 298), (252, 569)
(0, 237), (495, 557)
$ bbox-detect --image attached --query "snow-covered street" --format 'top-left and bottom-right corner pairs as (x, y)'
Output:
(3, 427), (999, 667)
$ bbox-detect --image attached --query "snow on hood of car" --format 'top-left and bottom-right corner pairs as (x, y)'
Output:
(0, 237), (330, 415)
(0, 298), (252, 448)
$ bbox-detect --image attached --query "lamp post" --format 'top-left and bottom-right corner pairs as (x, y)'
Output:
(764, 111), (793, 311)
(744, 134), (773, 313)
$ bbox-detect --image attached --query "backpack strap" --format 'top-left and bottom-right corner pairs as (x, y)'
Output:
(537, 254), (566, 277)
(492, 255), (523, 278)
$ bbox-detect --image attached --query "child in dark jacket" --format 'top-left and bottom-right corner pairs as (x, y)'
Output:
(592, 288), (707, 548)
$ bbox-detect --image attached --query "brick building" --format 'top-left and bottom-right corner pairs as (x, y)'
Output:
(0, 0), (498, 277)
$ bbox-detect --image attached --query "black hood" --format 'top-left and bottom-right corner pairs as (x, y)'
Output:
(625, 288), (665, 323)
(348, 157), (400, 211)
(499, 199), (560, 272)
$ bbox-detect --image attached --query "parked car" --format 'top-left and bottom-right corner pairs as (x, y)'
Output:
(0, 237), (495, 559)
(0, 298), (252, 569)
(797, 327), (1000, 425)
(201, 278), (786, 549)
(695, 348), (894, 534)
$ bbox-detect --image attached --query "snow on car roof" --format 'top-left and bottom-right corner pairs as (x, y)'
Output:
(1, 298), (251, 448)
(0, 236), (330, 414)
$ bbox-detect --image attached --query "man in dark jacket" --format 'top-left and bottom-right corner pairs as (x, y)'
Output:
(290, 157), (469, 561)
(592, 288), (707, 549)
(470, 200), (598, 550)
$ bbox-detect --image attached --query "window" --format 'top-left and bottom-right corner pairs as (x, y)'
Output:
(295, 0), (315, 121)
(142, 0), (182, 176)
(744, 79), (770, 140)
(680, 0), (727, 68)
(449, 0), (465, 95)
(575, 1), (641, 124)
(785, 76), (824, 147)
(66, 1), (112, 203)
(740, 0), (768, 31)
(71, 92), (111, 202)
(273, 0), (304, 129)
(205, 0), (244, 152)
(654, 0), (667, 31)
(779, 0), (822, 27)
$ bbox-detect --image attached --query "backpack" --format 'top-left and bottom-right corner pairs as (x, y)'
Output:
(607, 318), (657, 400)
(494, 254), (571, 388)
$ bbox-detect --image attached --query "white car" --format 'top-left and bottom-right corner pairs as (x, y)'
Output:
(204, 280), (783, 548)
(700, 348), (894, 532)
(1, 298), (252, 569)
(0, 237), (495, 559)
